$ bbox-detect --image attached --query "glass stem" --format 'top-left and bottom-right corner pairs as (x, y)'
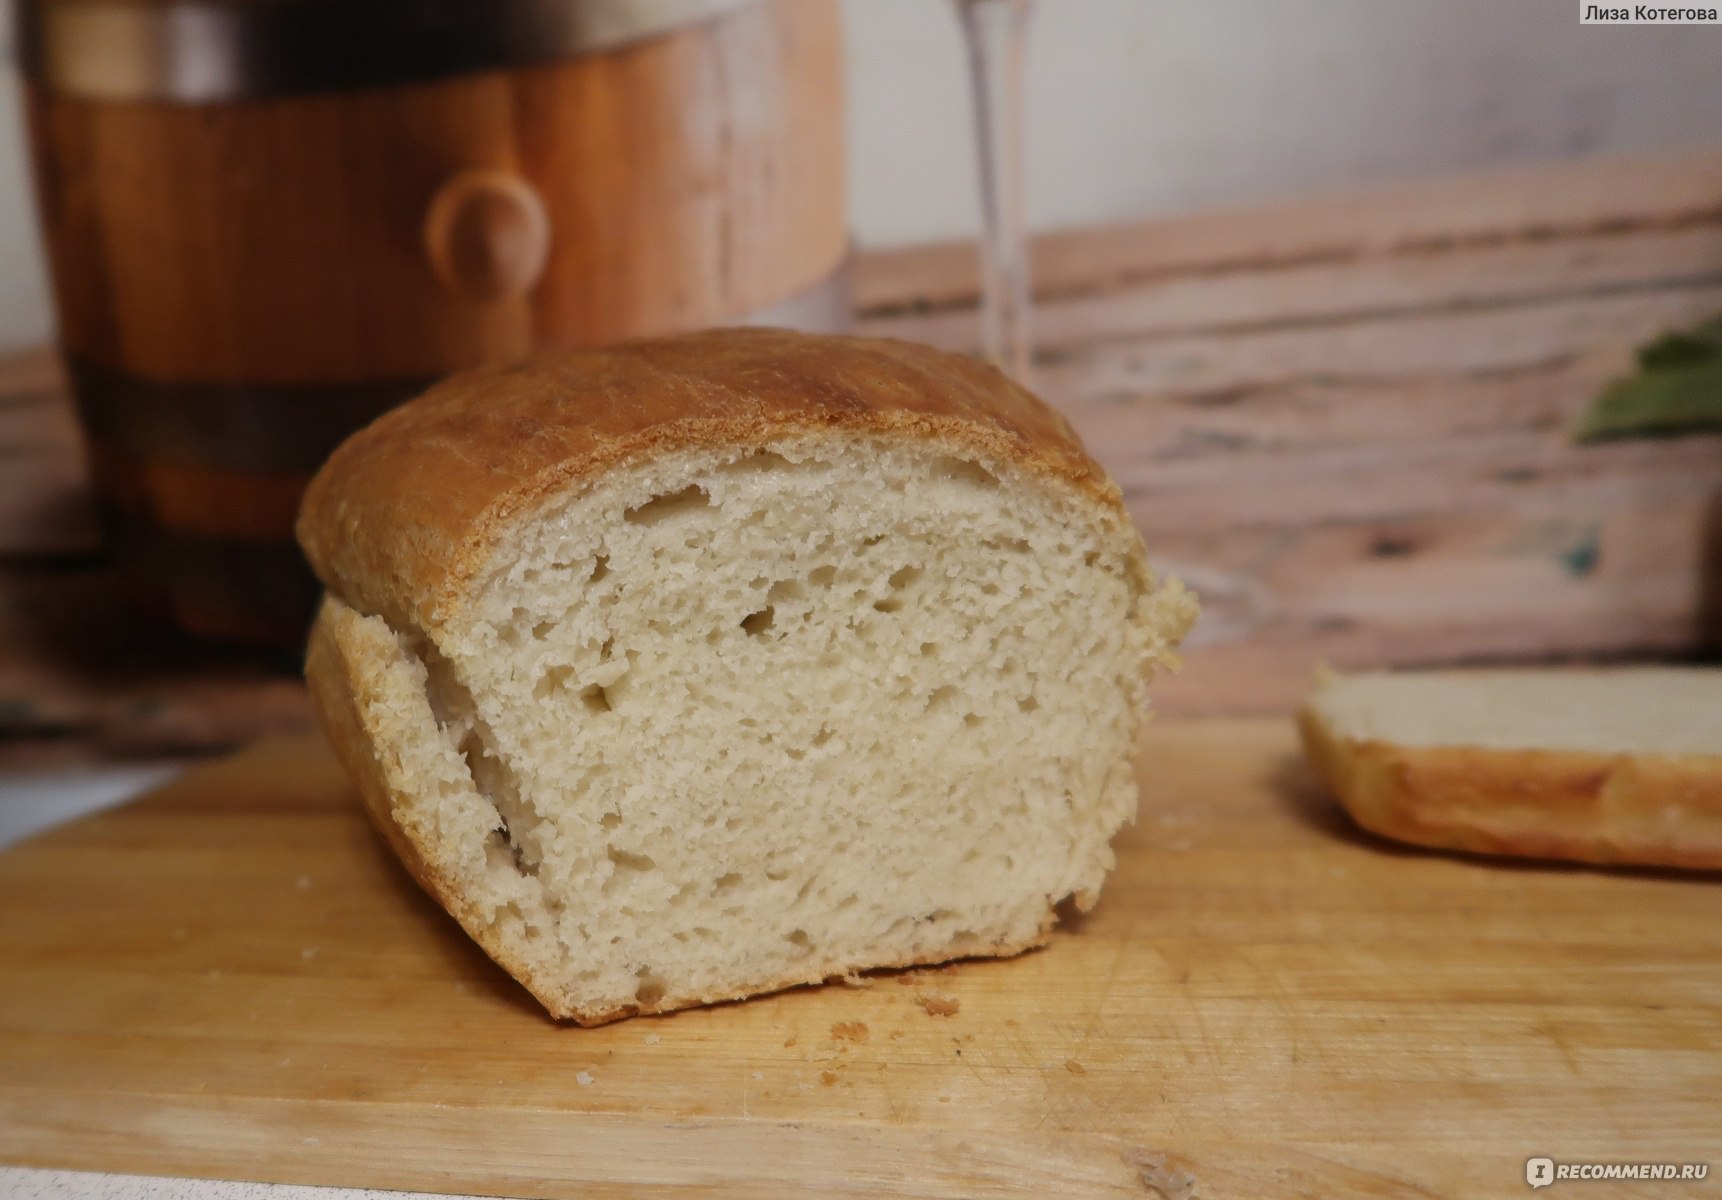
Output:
(956, 0), (1034, 387)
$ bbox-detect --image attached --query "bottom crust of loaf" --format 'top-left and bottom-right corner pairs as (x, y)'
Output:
(1297, 709), (1722, 870)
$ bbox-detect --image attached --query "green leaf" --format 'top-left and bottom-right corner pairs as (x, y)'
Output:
(1639, 330), (1721, 371)
(1577, 360), (1722, 442)
(1577, 314), (1722, 441)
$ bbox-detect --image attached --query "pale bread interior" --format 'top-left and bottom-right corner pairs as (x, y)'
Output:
(1306, 668), (1722, 756)
(328, 434), (1194, 1020)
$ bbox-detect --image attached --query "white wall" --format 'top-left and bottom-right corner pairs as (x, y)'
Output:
(0, 0), (1717, 351)
(844, 0), (1721, 244)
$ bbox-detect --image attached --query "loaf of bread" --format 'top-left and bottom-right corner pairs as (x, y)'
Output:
(1299, 667), (1722, 869)
(298, 329), (1197, 1023)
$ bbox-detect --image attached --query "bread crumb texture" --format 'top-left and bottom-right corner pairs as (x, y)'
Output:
(305, 338), (1195, 1023)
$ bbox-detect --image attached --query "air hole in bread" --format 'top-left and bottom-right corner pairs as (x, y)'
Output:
(740, 607), (775, 636)
(722, 449), (795, 474)
(625, 484), (712, 525)
(635, 970), (666, 1007)
(608, 847), (656, 873)
(534, 665), (573, 699)
(931, 455), (999, 488)
(875, 566), (920, 613)
(578, 684), (613, 714)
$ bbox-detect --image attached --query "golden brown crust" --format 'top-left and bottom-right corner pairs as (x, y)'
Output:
(1297, 707), (1722, 870)
(297, 328), (1118, 636)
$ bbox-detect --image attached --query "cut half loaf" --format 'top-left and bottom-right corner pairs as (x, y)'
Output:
(299, 329), (1197, 1023)
(1300, 668), (1722, 869)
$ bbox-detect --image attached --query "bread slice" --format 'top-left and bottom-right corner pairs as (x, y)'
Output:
(1299, 668), (1722, 869)
(298, 329), (1197, 1023)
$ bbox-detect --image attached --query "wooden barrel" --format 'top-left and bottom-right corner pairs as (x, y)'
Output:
(19, 0), (848, 642)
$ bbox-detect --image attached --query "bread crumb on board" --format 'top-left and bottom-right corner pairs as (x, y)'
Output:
(830, 1020), (870, 1043)
(819, 1070), (839, 1087)
(575, 1070), (595, 1086)
(1124, 1148), (1196, 1200)
(918, 994), (960, 1017)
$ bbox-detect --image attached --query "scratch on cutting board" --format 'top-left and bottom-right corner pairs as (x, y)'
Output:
(1538, 1015), (1584, 1079)
(1123, 1148), (1197, 1199)
(1037, 937), (1129, 1130)
(1297, 1147), (1446, 1198)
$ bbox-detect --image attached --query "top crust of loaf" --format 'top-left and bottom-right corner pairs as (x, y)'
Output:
(297, 329), (1120, 634)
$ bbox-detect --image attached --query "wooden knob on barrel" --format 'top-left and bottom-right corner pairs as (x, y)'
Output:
(423, 170), (551, 302)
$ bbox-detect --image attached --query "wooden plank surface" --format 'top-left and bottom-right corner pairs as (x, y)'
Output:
(1, 720), (1718, 1198)
(5, 148), (1722, 763)
(854, 146), (1722, 313)
(859, 147), (1722, 716)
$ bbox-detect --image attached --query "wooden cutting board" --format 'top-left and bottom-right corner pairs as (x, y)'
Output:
(2, 719), (1717, 1198)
